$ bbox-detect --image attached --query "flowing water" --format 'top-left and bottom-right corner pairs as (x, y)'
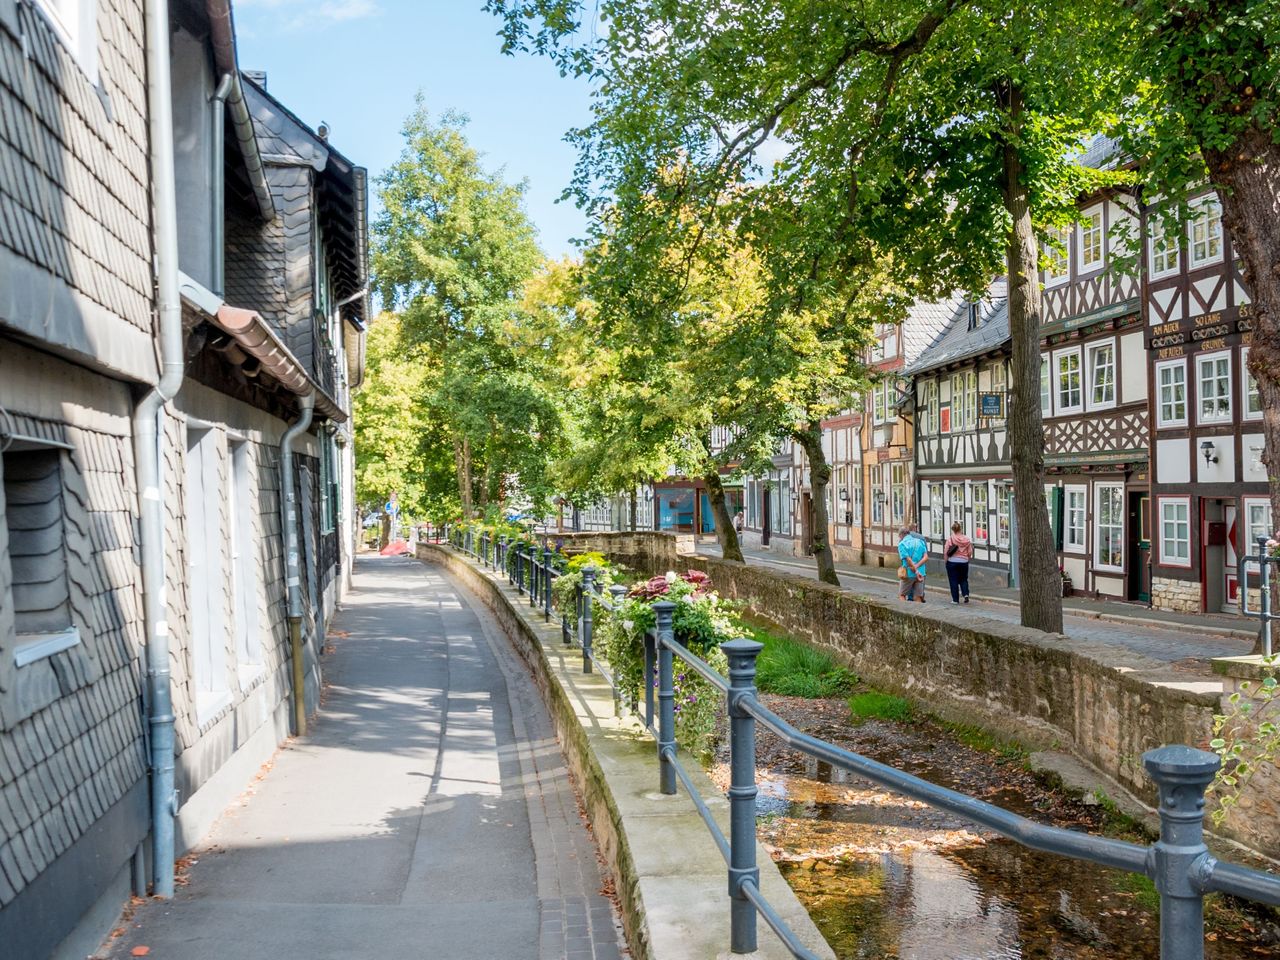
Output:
(712, 697), (1279, 960)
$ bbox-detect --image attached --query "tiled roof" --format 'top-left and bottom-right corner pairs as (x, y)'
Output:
(902, 293), (969, 366)
(907, 280), (1010, 375)
(1077, 133), (1125, 171)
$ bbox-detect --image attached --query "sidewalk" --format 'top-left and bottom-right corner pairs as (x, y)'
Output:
(101, 556), (624, 960)
(696, 542), (1255, 668)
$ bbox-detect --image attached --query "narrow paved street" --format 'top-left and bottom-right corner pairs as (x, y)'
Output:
(697, 543), (1255, 668)
(102, 557), (624, 960)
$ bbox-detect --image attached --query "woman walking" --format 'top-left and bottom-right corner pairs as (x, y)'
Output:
(943, 521), (973, 603)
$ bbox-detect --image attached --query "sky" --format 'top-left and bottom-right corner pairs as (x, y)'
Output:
(234, 0), (593, 258)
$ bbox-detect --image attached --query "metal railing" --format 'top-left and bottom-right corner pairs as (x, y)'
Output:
(445, 541), (1280, 960)
(1239, 535), (1279, 657)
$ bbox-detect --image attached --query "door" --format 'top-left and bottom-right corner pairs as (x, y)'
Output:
(1224, 503), (1240, 612)
(1127, 492), (1150, 602)
(1202, 499), (1229, 613)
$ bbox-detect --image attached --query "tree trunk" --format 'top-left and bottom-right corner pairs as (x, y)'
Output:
(629, 486), (638, 532)
(999, 84), (1064, 634)
(704, 468), (745, 562)
(794, 421), (840, 586)
(1203, 128), (1280, 652)
(453, 435), (473, 518)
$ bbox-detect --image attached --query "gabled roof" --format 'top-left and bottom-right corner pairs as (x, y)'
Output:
(906, 280), (1010, 376)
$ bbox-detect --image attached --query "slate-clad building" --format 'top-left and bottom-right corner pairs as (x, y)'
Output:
(0, 2), (366, 956)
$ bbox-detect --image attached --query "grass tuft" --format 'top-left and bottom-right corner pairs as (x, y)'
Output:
(744, 624), (858, 699)
(847, 692), (914, 723)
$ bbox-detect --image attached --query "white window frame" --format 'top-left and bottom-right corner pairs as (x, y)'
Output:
(1063, 484), (1087, 554)
(995, 483), (1012, 549)
(1188, 198), (1224, 269)
(964, 370), (977, 430)
(1158, 496), (1192, 568)
(872, 383), (887, 425)
(1196, 349), (1233, 425)
(1148, 213), (1180, 279)
(949, 482), (966, 536)
(1242, 347), (1262, 421)
(1040, 355), (1052, 416)
(32, 0), (98, 82)
(1078, 206), (1105, 273)
(971, 481), (989, 544)
(1156, 359), (1188, 428)
(1086, 338), (1117, 411)
(949, 373), (965, 432)
(1043, 227), (1070, 286)
(890, 462), (906, 525)
(929, 483), (944, 540)
(1242, 497), (1273, 571)
(1094, 482), (1125, 573)
(870, 465), (883, 525)
(850, 467), (863, 528)
(1053, 347), (1083, 416)
(926, 381), (939, 436)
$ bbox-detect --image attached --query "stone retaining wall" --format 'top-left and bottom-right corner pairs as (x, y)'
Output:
(416, 542), (832, 960)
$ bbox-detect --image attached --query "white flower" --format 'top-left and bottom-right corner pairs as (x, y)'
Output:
(622, 620), (635, 633)
(665, 570), (677, 584)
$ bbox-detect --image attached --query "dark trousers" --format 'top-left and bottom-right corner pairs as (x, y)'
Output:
(945, 560), (970, 602)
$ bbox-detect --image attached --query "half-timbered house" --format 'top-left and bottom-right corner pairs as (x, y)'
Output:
(1144, 189), (1269, 613)
(909, 287), (1014, 586)
(1038, 142), (1149, 601)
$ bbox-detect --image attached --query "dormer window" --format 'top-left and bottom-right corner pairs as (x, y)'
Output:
(1078, 208), (1104, 271)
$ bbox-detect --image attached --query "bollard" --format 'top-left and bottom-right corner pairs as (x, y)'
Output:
(653, 601), (677, 795)
(724, 638), (764, 954)
(1143, 745), (1219, 960)
(543, 549), (554, 622)
(581, 567), (596, 672)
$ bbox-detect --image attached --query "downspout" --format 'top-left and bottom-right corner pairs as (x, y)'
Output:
(135, 0), (185, 900)
(210, 73), (233, 294)
(280, 393), (315, 737)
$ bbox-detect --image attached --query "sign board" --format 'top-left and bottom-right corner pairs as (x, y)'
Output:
(979, 393), (1005, 418)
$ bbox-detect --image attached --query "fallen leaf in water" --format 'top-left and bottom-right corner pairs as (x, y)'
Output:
(131, 948), (151, 957)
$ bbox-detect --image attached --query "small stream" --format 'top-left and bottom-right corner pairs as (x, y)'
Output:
(712, 696), (1278, 960)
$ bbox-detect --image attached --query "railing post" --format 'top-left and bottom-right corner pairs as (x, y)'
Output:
(653, 601), (677, 795)
(516, 549), (525, 595)
(568, 582), (579, 647)
(1258, 535), (1273, 659)
(724, 638), (763, 954)
(581, 567), (596, 672)
(530, 551), (540, 609)
(543, 548), (554, 621)
(1143, 745), (1219, 960)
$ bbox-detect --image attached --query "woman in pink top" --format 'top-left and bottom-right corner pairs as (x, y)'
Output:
(943, 522), (974, 603)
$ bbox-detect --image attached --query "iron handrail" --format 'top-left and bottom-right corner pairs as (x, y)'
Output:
(445, 544), (1280, 959)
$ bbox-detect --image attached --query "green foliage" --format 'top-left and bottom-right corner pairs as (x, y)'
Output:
(848, 692), (915, 724)
(746, 625), (858, 699)
(1207, 656), (1280, 826)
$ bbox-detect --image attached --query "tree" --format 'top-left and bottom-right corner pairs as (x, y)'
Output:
(487, 0), (1131, 627)
(373, 102), (565, 518)
(1123, 0), (1280, 595)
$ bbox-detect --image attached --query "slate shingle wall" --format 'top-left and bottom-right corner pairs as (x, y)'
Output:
(0, 0), (151, 333)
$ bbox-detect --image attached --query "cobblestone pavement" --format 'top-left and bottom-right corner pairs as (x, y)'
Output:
(698, 544), (1254, 669)
(100, 556), (625, 960)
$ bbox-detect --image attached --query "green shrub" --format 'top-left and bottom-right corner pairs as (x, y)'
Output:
(749, 627), (857, 699)
(847, 692), (914, 723)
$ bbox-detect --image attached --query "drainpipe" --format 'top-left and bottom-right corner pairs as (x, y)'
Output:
(210, 73), (233, 294)
(134, 0), (185, 900)
(280, 393), (315, 736)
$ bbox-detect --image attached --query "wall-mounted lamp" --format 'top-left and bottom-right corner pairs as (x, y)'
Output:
(1200, 440), (1218, 465)
(838, 489), (850, 502)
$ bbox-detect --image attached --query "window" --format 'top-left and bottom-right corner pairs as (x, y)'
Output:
(1242, 347), (1262, 420)
(995, 484), (1012, 548)
(1156, 359), (1187, 428)
(319, 439), (338, 534)
(949, 374), (965, 432)
(32, 0), (98, 79)
(924, 381), (939, 436)
(1087, 340), (1116, 410)
(870, 466), (883, 525)
(3, 444), (79, 666)
(1196, 351), (1232, 424)
(890, 463), (906, 525)
(964, 371), (977, 430)
(886, 380), (900, 421)
(950, 483), (965, 534)
(185, 427), (230, 719)
(872, 384), (887, 425)
(1188, 199), (1223, 267)
(1043, 227), (1070, 284)
(1055, 348), (1083, 415)
(1040, 356), (1051, 415)
(930, 483), (944, 539)
(229, 441), (261, 673)
(1079, 207), (1104, 271)
(1064, 485), (1087, 553)
(972, 482), (989, 543)
(1095, 483), (1124, 571)
(1159, 498), (1191, 567)
(850, 467), (863, 527)
(1244, 499), (1273, 561)
(1149, 214), (1179, 277)
(991, 361), (1008, 414)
